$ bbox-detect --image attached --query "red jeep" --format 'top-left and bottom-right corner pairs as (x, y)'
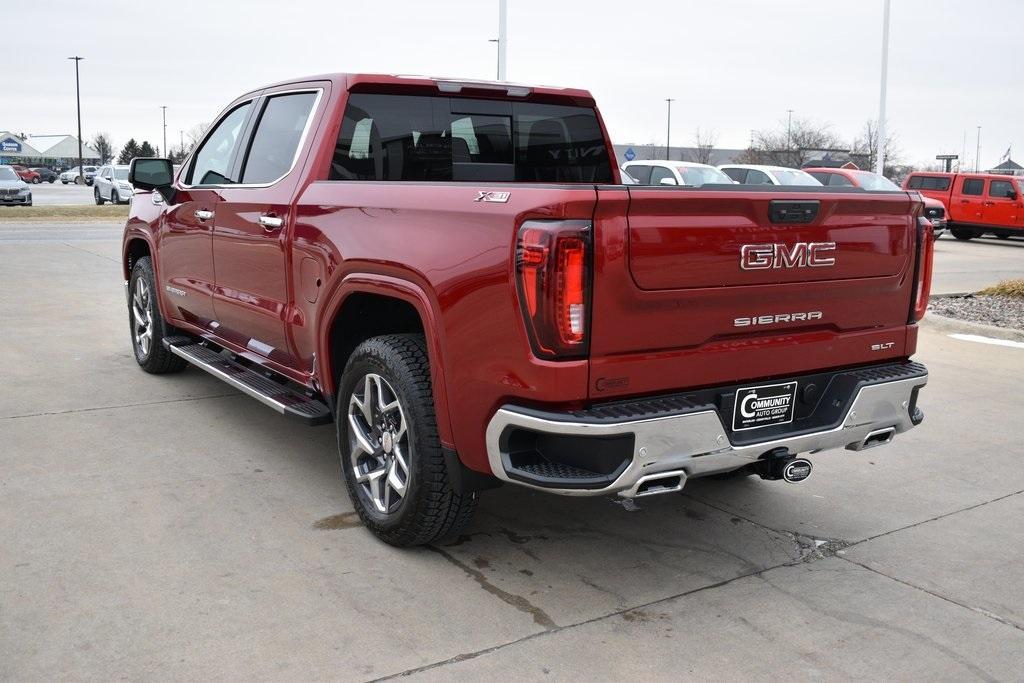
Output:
(122, 73), (931, 546)
(902, 171), (1024, 240)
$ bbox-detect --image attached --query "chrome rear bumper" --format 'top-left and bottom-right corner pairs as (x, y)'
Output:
(485, 366), (927, 498)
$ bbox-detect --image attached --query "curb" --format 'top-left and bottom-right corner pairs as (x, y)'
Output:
(921, 311), (1024, 343)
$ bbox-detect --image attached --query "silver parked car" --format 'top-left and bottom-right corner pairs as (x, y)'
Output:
(93, 164), (133, 204)
(59, 165), (98, 185)
(0, 165), (33, 206)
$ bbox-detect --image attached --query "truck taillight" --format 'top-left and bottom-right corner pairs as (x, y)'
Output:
(516, 221), (591, 359)
(911, 217), (934, 322)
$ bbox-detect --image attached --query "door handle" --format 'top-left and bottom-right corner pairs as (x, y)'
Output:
(194, 209), (213, 221)
(258, 215), (284, 230)
(983, 201), (995, 206)
(960, 199), (970, 204)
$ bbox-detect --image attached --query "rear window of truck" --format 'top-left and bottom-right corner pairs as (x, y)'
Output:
(330, 93), (612, 183)
(907, 175), (951, 191)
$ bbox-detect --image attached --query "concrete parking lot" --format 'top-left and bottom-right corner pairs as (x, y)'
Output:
(20, 181), (98, 206)
(2, 222), (1023, 680)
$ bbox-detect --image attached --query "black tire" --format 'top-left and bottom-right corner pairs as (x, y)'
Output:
(94, 187), (105, 205)
(337, 334), (478, 547)
(48, 178), (55, 183)
(74, 176), (82, 185)
(995, 234), (1010, 240)
(128, 256), (187, 374)
(111, 189), (119, 204)
(32, 177), (40, 184)
(61, 180), (68, 185)
(951, 228), (975, 241)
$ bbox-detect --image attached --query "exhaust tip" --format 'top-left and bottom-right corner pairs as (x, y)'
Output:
(848, 426), (897, 451)
(626, 470), (686, 498)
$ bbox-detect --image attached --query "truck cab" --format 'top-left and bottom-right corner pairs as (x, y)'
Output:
(903, 171), (1024, 240)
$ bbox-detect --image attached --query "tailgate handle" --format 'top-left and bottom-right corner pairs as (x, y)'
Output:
(769, 200), (819, 224)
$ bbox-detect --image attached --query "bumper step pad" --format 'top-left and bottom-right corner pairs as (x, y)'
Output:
(165, 341), (331, 425)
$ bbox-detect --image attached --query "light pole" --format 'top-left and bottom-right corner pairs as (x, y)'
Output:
(497, 0), (507, 80)
(488, 39), (500, 79)
(875, 0), (891, 175)
(160, 106), (168, 158)
(180, 129), (184, 158)
(976, 126), (982, 172)
(786, 109), (793, 150)
(68, 56), (83, 180)
(665, 99), (674, 160)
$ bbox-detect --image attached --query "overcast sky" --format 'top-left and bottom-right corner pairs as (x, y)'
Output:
(3, 0), (1019, 169)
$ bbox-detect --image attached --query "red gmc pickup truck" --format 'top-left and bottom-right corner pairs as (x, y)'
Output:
(123, 73), (931, 546)
(903, 171), (1024, 240)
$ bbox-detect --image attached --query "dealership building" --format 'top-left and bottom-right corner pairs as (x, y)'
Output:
(0, 132), (101, 170)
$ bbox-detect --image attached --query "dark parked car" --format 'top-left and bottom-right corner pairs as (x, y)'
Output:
(31, 167), (58, 183)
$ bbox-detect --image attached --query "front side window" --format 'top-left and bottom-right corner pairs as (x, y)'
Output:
(677, 165), (732, 187)
(241, 92), (317, 184)
(989, 179), (1015, 198)
(330, 93), (612, 183)
(650, 166), (676, 185)
(772, 169), (820, 186)
(188, 101), (253, 185)
(962, 178), (984, 195)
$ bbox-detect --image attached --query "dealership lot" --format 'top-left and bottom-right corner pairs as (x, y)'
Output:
(1, 223), (1023, 680)
(18, 181), (97, 206)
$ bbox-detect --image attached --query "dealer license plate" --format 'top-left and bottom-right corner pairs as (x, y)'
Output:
(732, 381), (798, 431)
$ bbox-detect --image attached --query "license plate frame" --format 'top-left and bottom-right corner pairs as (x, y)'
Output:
(732, 381), (798, 431)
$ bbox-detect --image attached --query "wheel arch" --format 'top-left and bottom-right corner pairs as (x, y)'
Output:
(319, 274), (454, 447)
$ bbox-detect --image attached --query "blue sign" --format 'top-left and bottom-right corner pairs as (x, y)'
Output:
(624, 147), (636, 161)
(1, 138), (22, 153)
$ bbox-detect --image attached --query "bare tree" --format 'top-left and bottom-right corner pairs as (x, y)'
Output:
(692, 127), (718, 165)
(851, 119), (901, 175)
(747, 117), (843, 167)
(91, 132), (114, 164)
(184, 122), (211, 151)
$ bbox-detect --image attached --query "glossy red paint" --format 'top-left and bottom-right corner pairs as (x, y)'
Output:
(122, 72), (928, 477)
(902, 171), (1024, 233)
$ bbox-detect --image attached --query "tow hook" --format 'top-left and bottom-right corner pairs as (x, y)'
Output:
(756, 448), (813, 483)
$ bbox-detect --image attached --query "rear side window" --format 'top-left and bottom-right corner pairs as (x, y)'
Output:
(989, 180), (1015, 198)
(908, 175), (951, 191)
(722, 168), (747, 183)
(625, 165), (652, 184)
(827, 173), (854, 187)
(330, 93), (612, 183)
(241, 92), (317, 184)
(962, 178), (984, 195)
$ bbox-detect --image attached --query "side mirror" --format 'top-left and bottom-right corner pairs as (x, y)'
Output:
(129, 158), (175, 203)
(1007, 189), (1018, 200)
(659, 176), (678, 186)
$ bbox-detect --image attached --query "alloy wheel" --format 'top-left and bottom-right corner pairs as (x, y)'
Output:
(347, 373), (410, 514)
(132, 277), (153, 357)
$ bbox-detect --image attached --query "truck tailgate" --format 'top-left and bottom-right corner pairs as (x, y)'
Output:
(588, 187), (917, 399)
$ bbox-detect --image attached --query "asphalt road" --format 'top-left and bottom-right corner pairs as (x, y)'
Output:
(2, 223), (1023, 680)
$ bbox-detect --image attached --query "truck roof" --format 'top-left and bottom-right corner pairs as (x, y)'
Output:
(252, 72), (596, 104)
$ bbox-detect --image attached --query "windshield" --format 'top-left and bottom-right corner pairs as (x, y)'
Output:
(852, 171), (900, 191)
(114, 168), (130, 180)
(0, 167), (18, 181)
(772, 169), (822, 186)
(677, 166), (732, 187)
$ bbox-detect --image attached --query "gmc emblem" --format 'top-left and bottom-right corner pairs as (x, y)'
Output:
(740, 242), (837, 270)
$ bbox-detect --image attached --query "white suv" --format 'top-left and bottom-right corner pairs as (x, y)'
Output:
(717, 164), (822, 186)
(93, 165), (133, 204)
(622, 160), (734, 187)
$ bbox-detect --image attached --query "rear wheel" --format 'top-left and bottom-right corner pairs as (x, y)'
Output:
(32, 177), (40, 184)
(337, 334), (478, 546)
(951, 228), (975, 241)
(128, 256), (187, 374)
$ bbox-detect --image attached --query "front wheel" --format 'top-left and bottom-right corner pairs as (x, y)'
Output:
(951, 228), (975, 241)
(337, 334), (478, 546)
(111, 189), (120, 204)
(94, 187), (105, 205)
(128, 257), (187, 374)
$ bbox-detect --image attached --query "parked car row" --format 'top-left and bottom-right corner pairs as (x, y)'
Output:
(619, 161), (961, 238)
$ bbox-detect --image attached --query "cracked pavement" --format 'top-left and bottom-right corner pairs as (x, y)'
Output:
(2, 224), (1023, 680)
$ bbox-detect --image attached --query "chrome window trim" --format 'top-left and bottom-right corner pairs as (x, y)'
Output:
(179, 87), (324, 191)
